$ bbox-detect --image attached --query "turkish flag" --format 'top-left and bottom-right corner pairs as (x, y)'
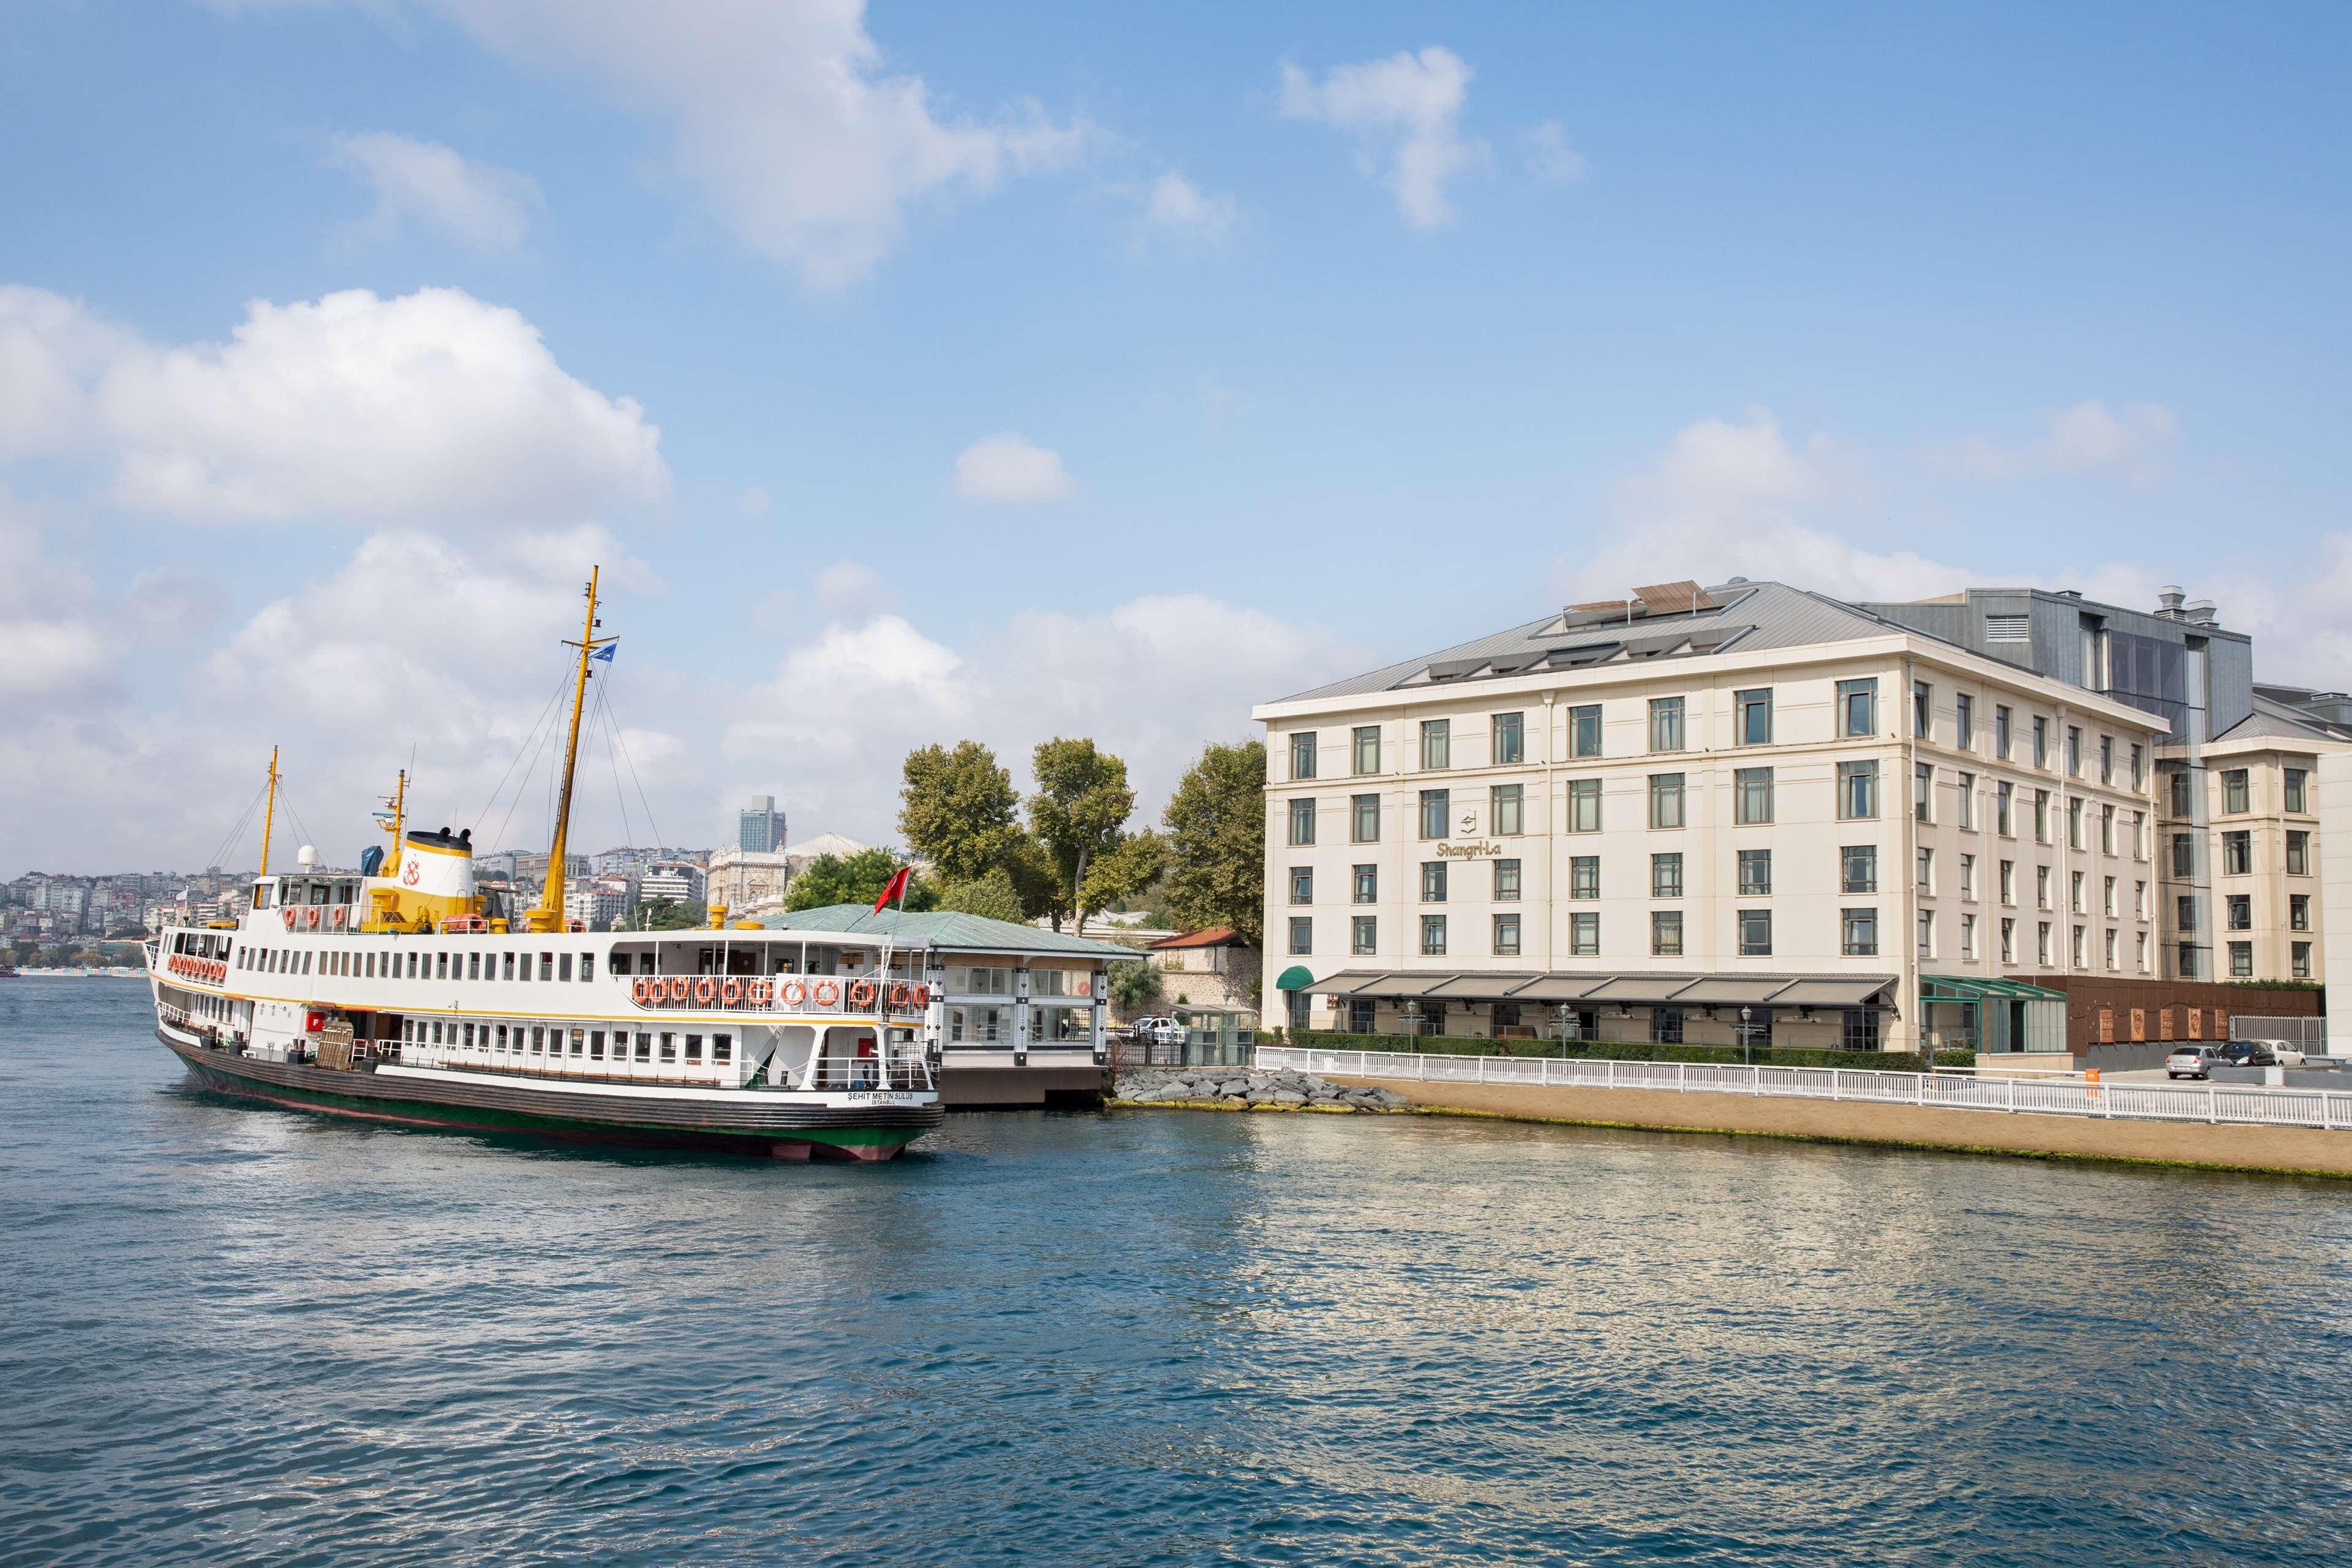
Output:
(873, 865), (910, 912)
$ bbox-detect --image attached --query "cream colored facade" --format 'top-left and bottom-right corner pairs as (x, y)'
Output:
(1256, 617), (2166, 1054)
(2164, 736), (2344, 983)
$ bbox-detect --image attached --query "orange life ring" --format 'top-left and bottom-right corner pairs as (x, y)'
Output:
(330, 907), (347, 929)
(750, 979), (772, 1005)
(848, 979), (876, 1008)
(282, 909), (296, 930)
(693, 977), (717, 1005)
(303, 907), (320, 930)
(721, 978), (744, 1006)
(913, 984), (930, 1008)
(668, 977), (691, 1003)
(888, 982), (910, 1009)
(780, 980), (806, 1006)
(813, 979), (839, 1007)
(632, 978), (653, 1005)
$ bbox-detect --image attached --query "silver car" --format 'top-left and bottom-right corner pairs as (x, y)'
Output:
(2167, 1044), (2223, 1079)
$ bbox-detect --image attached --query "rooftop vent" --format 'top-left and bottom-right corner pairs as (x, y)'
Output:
(2184, 600), (2218, 627)
(2157, 585), (2186, 620)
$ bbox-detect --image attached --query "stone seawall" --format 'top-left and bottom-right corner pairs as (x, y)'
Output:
(1112, 1068), (1407, 1113)
(1324, 1075), (2352, 1178)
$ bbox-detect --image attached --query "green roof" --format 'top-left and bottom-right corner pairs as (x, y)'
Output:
(755, 903), (1139, 959)
(1275, 965), (1316, 991)
(1918, 974), (2067, 1001)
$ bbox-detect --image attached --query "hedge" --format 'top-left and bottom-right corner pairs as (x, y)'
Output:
(1287, 1030), (1975, 1073)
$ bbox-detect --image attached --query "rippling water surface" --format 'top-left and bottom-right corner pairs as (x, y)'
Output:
(7, 981), (2352, 1566)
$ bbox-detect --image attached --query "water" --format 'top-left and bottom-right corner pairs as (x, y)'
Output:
(6, 981), (2352, 1567)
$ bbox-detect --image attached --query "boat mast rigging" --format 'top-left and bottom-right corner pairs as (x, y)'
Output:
(257, 747), (280, 880)
(526, 567), (612, 933)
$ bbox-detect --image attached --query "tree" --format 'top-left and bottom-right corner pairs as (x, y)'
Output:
(1081, 829), (1168, 918)
(1107, 959), (1164, 1018)
(636, 896), (706, 931)
(785, 847), (939, 913)
(1028, 737), (1140, 931)
(1160, 739), (1266, 945)
(935, 869), (1027, 923)
(900, 741), (1025, 881)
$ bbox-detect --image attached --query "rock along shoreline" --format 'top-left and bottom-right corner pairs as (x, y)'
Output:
(1109, 1066), (1408, 1114)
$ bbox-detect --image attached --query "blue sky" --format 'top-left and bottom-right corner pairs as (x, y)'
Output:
(4, 1), (2350, 873)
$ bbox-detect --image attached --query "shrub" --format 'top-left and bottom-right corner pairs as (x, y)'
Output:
(1287, 1031), (1973, 1074)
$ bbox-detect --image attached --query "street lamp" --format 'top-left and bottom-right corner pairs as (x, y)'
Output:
(1740, 1005), (1753, 1067)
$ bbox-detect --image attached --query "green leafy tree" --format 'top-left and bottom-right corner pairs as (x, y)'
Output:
(1107, 959), (1164, 1018)
(1081, 829), (1169, 918)
(900, 741), (1026, 881)
(785, 847), (939, 912)
(935, 868), (1028, 923)
(1028, 737), (1142, 931)
(636, 896), (707, 931)
(1159, 739), (1266, 945)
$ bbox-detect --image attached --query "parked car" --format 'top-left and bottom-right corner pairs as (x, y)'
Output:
(2166, 1044), (2224, 1079)
(2258, 1039), (2307, 1066)
(1123, 1016), (1189, 1047)
(2218, 1041), (2278, 1069)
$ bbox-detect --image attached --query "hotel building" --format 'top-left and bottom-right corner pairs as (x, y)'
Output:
(1254, 580), (2169, 1056)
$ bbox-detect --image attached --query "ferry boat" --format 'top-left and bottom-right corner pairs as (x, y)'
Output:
(146, 569), (944, 1161)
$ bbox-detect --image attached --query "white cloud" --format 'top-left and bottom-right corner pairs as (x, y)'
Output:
(1140, 172), (1237, 243)
(953, 434), (1074, 503)
(1279, 47), (1487, 228)
(0, 284), (668, 523)
(0, 496), (113, 708)
(1523, 120), (1586, 185)
(390, 0), (1087, 290)
(1932, 399), (2179, 487)
(330, 132), (541, 254)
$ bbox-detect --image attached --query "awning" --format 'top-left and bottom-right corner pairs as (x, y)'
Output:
(1771, 977), (1896, 1008)
(1307, 970), (1391, 996)
(1675, 978), (1798, 1007)
(1423, 972), (1539, 998)
(1578, 976), (1698, 1005)
(1275, 965), (1316, 992)
(1371, 973), (1464, 999)
(1919, 974), (2067, 1002)
(1504, 974), (1613, 1002)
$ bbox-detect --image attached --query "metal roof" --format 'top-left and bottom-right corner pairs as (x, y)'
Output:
(755, 903), (1137, 959)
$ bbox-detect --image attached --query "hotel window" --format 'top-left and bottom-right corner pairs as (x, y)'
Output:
(2222, 769), (2249, 814)
(2103, 875), (2118, 918)
(1916, 911), (1934, 957)
(1353, 864), (1378, 903)
(2285, 767), (2308, 813)
(1651, 1006), (1684, 1045)
(1649, 773), (1685, 829)
(2177, 943), (2199, 979)
(1995, 780), (2013, 836)
(1838, 760), (1879, 820)
(1569, 704), (1603, 758)
(1914, 763), (1933, 823)
(1917, 847), (1934, 892)
(2226, 894), (2250, 930)
(1491, 783), (1525, 835)
(1651, 910), (1684, 957)
(1289, 867), (1313, 904)
(2070, 870), (2085, 913)
(1289, 799), (1317, 846)
(1960, 853), (1977, 900)
(2177, 894), (2198, 932)
(2133, 810), (2147, 860)
(2098, 735), (2113, 785)
(1352, 726), (1381, 775)
(2034, 790), (2051, 843)
(2071, 925), (2087, 967)
(1653, 852), (1684, 897)
(1736, 767), (1774, 824)
(2291, 893), (2310, 931)
(1649, 696), (1685, 753)
(1420, 915), (1447, 956)
(1569, 779), (1602, 832)
(1419, 790), (1450, 839)
(1842, 908), (1878, 956)
(1738, 909), (1773, 957)
(2100, 804), (2116, 856)
(1738, 848), (1771, 896)
(2294, 941), (2313, 979)
(2000, 918), (2016, 963)
(1289, 733), (1317, 780)
(2288, 830), (2311, 875)
(1956, 772), (1975, 830)
(2128, 743), (2144, 789)
(2135, 879), (2148, 919)
(2067, 797), (2084, 851)
(2103, 929), (2118, 970)
(1956, 694), (1974, 750)
(2228, 941), (2253, 978)
(2166, 766), (2193, 818)
(1492, 914), (1522, 957)
(1735, 688), (1773, 745)
(1841, 845), (1877, 894)
(1913, 680), (1932, 738)
(1493, 859), (1521, 901)
(2138, 932), (2152, 973)
(1493, 711), (1525, 766)
(1348, 794), (1385, 844)
(2067, 726), (2083, 777)
(1421, 862), (1448, 903)
(1352, 916), (1377, 955)
(1288, 918), (1312, 956)
(1570, 856), (1600, 900)
(1570, 912), (1600, 956)
(1995, 704), (2013, 759)
(2033, 716), (2048, 769)
(1420, 718), (1451, 771)
(1838, 678), (1876, 737)
(2223, 831), (2252, 875)
(1843, 1008), (1882, 1050)
(2171, 832), (2195, 878)
(1961, 913), (1978, 960)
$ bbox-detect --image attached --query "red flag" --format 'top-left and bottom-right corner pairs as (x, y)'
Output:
(873, 864), (910, 912)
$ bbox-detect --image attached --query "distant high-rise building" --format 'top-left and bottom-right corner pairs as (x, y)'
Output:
(738, 794), (788, 853)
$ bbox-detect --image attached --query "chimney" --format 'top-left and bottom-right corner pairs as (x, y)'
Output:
(2184, 600), (2218, 627)
(2157, 585), (2186, 620)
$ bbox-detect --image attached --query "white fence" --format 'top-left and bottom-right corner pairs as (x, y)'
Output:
(1256, 1046), (2352, 1133)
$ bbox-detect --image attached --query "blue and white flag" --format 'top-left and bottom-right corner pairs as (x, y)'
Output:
(591, 643), (617, 663)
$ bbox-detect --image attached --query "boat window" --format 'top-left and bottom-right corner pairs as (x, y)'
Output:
(502, 952), (515, 980)
(538, 953), (553, 981)
(684, 1033), (703, 1063)
(431, 952), (443, 980)
(559, 954), (573, 982)
(530, 1025), (544, 1053)
(712, 1033), (731, 1064)
(579, 952), (594, 982)
(611, 951), (633, 976)
(634, 1032), (651, 1061)
(589, 1030), (605, 1060)
(568, 1027), (584, 1057)
(467, 952), (479, 981)
(303, 952), (312, 974)
(660, 1032), (677, 1062)
(495, 1023), (507, 1050)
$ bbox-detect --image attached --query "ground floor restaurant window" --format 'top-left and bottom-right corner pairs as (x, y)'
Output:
(949, 1005), (1009, 1044)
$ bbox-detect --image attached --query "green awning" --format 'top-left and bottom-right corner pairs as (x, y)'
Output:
(1275, 965), (1316, 992)
(1918, 974), (2067, 1002)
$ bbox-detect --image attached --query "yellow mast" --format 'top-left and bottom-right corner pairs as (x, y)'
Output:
(257, 747), (280, 879)
(386, 769), (407, 858)
(526, 568), (611, 933)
